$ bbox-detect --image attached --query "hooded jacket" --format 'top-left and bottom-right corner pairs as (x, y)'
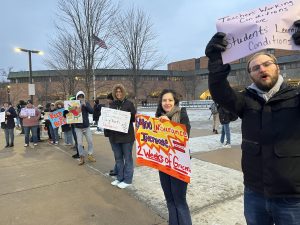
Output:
(75, 91), (93, 128)
(106, 84), (136, 143)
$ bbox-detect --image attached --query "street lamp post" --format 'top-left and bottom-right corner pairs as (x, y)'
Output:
(7, 85), (11, 102)
(15, 48), (42, 102)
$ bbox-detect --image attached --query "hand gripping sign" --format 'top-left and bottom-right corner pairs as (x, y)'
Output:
(135, 114), (191, 183)
(216, 0), (300, 63)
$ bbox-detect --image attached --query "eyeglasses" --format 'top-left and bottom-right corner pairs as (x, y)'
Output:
(249, 60), (276, 73)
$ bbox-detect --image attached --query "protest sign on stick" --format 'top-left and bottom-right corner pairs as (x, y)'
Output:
(135, 114), (191, 183)
(216, 0), (300, 63)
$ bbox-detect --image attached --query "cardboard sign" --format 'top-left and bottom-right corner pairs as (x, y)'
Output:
(98, 107), (131, 133)
(135, 114), (191, 183)
(64, 100), (83, 124)
(49, 108), (66, 128)
(216, 0), (300, 63)
(20, 108), (36, 117)
(0, 112), (5, 123)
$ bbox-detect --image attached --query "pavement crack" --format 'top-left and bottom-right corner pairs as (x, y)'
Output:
(191, 193), (243, 215)
(0, 177), (82, 197)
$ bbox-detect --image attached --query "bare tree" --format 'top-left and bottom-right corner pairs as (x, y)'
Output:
(45, 32), (81, 98)
(113, 6), (165, 106)
(53, 0), (118, 100)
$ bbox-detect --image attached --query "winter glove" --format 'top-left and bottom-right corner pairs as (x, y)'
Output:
(206, 32), (231, 82)
(292, 20), (300, 45)
(63, 110), (69, 117)
(205, 32), (228, 61)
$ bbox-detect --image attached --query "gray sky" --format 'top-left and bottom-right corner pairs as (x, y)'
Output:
(1, 0), (275, 72)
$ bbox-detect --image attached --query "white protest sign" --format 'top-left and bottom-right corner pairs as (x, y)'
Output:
(20, 108), (36, 117)
(216, 0), (300, 63)
(98, 107), (131, 133)
(0, 112), (5, 123)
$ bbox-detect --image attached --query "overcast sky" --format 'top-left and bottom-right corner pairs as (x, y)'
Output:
(1, 0), (275, 73)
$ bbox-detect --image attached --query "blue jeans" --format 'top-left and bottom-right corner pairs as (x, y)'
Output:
(64, 130), (73, 145)
(220, 123), (230, 144)
(75, 127), (94, 156)
(111, 142), (134, 184)
(49, 125), (59, 143)
(244, 187), (300, 225)
(4, 128), (14, 145)
(159, 171), (192, 225)
(24, 126), (38, 144)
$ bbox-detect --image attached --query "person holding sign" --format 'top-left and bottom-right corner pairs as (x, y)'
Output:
(205, 20), (300, 225)
(107, 84), (136, 189)
(155, 89), (192, 225)
(1, 102), (17, 147)
(73, 91), (95, 165)
(19, 100), (41, 147)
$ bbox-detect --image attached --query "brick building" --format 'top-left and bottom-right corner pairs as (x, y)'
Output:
(6, 49), (300, 105)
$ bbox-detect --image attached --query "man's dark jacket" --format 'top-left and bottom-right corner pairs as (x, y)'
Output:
(209, 63), (300, 198)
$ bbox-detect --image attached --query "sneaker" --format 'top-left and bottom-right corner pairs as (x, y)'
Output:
(223, 143), (231, 148)
(54, 142), (58, 145)
(9, 143), (14, 147)
(111, 180), (121, 186)
(33, 143), (38, 146)
(24, 144), (29, 147)
(87, 154), (96, 162)
(94, 131), (103, 135)
(5, 144), (9, 148)
(117, 182), (131, 189)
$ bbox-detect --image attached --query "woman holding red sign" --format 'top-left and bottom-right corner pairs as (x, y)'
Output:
(155, 89), (192, 225)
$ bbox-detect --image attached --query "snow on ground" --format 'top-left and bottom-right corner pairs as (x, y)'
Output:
(92, 108), (246, 224)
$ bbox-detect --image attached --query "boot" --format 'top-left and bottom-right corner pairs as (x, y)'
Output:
(78, 156), (85, 166)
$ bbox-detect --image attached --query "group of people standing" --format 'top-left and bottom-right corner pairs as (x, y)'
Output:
(2, 19), (300, 224)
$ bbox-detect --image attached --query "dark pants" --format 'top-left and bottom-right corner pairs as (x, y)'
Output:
(244, 186), (300, 225)
(4, 128), (14, 145)
(24, 126), (38, 144)
(71, 125), (79, 155)
(159, 171), (192, 225)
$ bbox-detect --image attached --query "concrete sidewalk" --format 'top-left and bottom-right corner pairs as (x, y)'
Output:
(0, 131), (166, 225)
(0, 126), (246, 225)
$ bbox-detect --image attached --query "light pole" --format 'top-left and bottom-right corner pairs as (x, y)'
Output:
(15, 48), (42, 102)
(7, 85), (11, 102)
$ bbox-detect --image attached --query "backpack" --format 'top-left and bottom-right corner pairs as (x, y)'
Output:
(210, 103), (218, 115)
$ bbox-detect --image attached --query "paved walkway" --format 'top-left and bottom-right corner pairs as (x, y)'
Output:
(0, 124), (245, 225)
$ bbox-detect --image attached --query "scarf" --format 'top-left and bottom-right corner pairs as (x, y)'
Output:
(162, 106), (181, 123)
(248, 74), (283, 102)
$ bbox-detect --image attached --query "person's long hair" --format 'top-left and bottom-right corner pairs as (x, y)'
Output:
(155, 89), (180, 117)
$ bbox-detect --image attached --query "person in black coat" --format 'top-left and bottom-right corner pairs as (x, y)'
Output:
(107, 84), (136, 189)
(205, 20), (300, 224)
(217, 106), (231, 148)
(155, 89), (192, 225)
(1, 102), (17, 147)
(93, 99), (104, 133)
